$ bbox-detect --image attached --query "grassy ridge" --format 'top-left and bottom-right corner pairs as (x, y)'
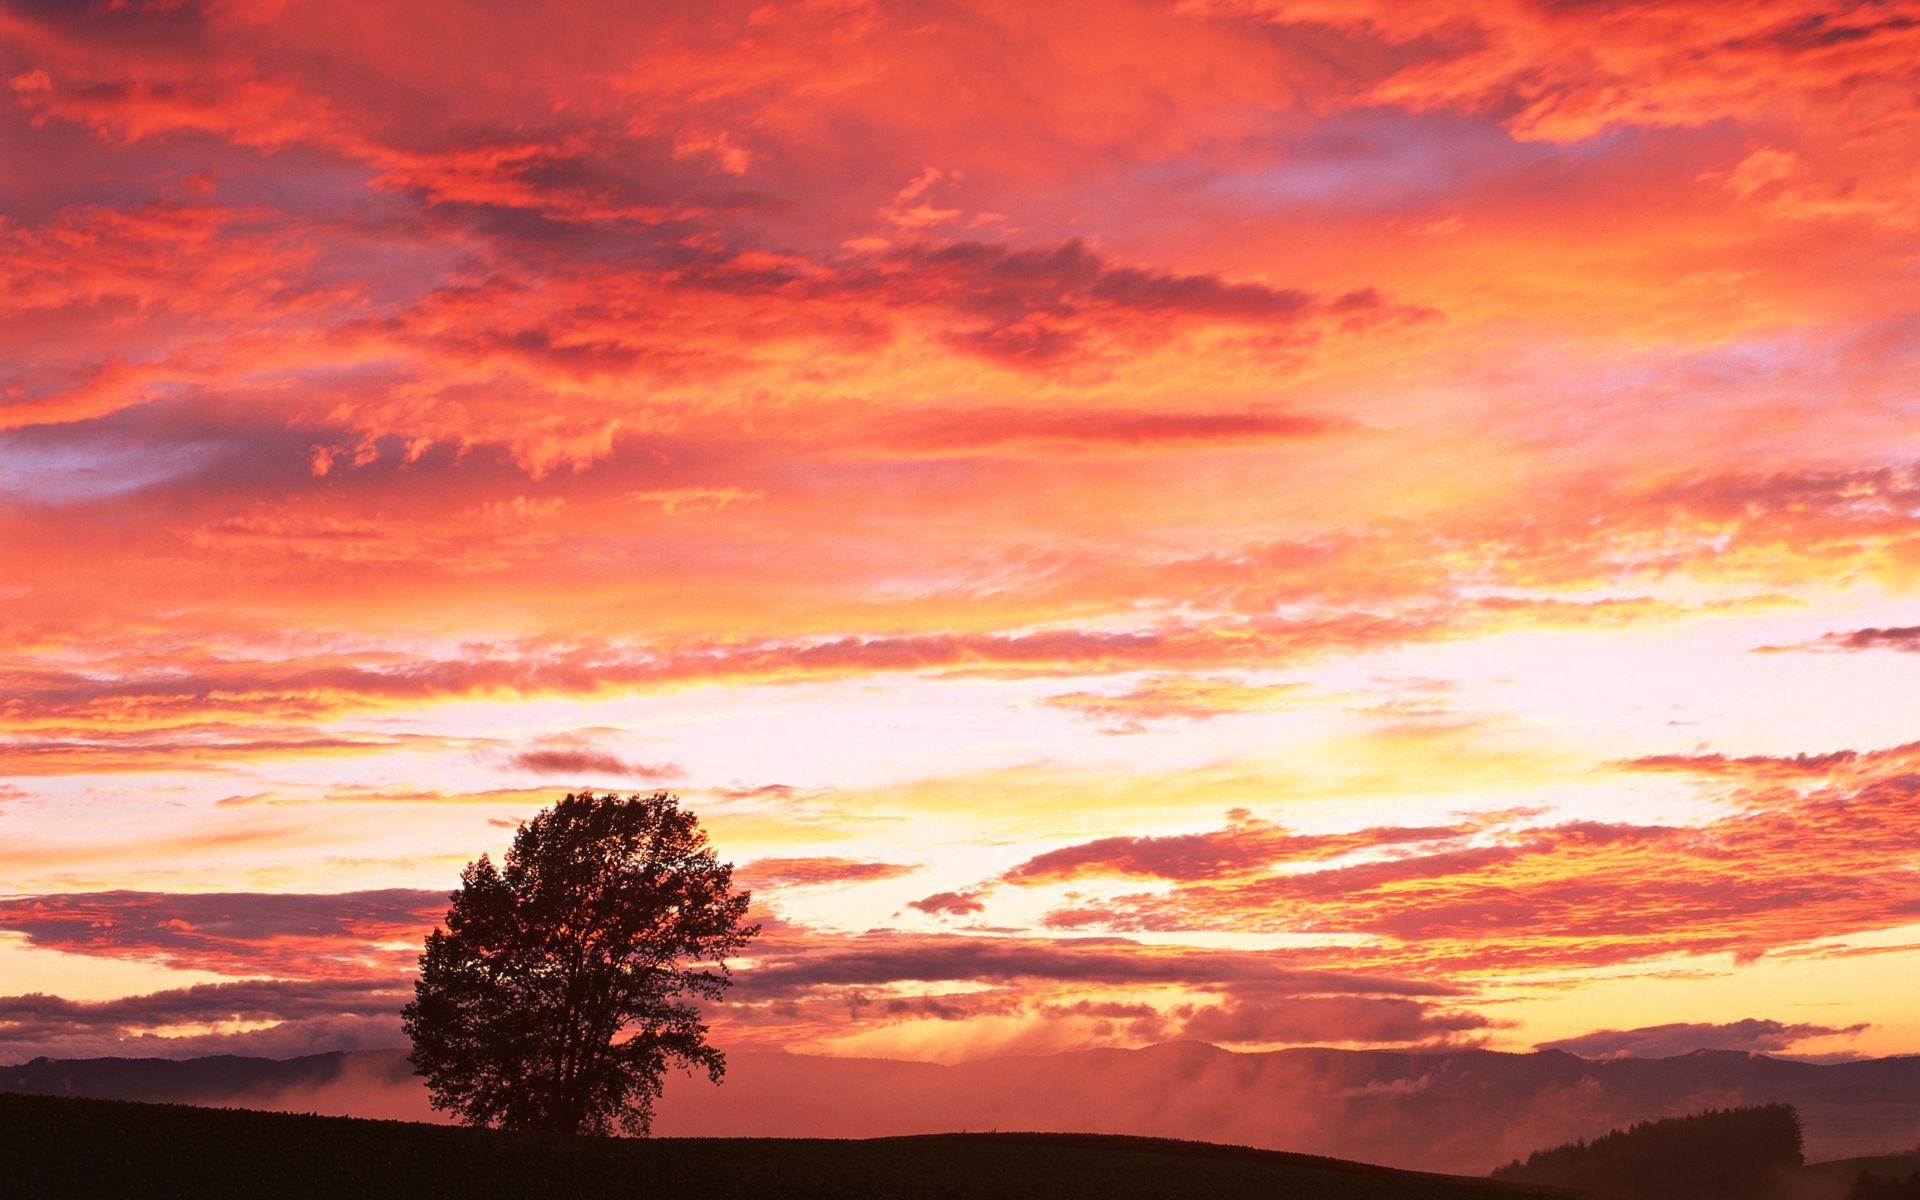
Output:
(0, 1091), (1572, 1199)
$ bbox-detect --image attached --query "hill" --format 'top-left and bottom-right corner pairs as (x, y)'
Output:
(0, 1091), (1569, 1200)
(8, 1042), (1920, 1174)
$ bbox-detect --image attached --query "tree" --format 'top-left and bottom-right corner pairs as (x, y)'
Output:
(402, 791), (757, 1135)
(1849, 1172), (1920, 1200)
(1491, 1104), (1804, 1200)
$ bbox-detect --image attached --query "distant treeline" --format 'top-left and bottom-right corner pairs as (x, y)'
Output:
(1490, 1103), (1803, 1200)
(1850, 1171), (1920, 1200)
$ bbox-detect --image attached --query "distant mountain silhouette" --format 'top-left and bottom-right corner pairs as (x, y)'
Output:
(1, 1052), (365, 1105)
(7, 1042), (1920, 1174)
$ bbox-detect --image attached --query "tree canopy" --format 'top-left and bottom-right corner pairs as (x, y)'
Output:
(1491, 1104), (1804, 1200)
(402, 792), (757, 1135)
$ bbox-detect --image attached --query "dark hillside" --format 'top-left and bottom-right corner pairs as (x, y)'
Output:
(0, 1091), (1570, 1200)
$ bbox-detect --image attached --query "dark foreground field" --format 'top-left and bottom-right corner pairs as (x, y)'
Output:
(0, 1091), (1570, 1200)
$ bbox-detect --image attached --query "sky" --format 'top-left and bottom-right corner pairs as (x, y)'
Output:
(2, 0), (1919, 1073)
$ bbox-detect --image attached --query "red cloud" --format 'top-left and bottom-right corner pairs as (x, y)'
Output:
(826, 239), (1413, 368)
(3, 0), (1918, 1074)
(1003, 815), (1471, 884)
(1766, 626), (1920, 654)
(0, 616), (1435, 744)
(0, 726), (477, 776)
(1617, 749), (1864, 778)
(6, 446), (1917, 784)
(1029, 739), (1920, 974)
(906, 890), (989, 917)
(0, 891), (445, 979)
(1177, 994), (1491, 1048)
(501, 746), (680, 781)
(732, 932), (1459, 1001)
(1828, 626), (1920, 651)
(1209, 1), (1920, 142)
(736, 857), (921, 890)
(851, 409), (1349, 458)
(0, 978), (412, 1062)
(0, 591), (1820, 777)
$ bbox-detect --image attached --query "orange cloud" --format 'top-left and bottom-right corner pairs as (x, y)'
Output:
(1029, 740), (1920, 976)
(850, 409), (1351, 459)
(1039, 675), (1317, 733)
(1201, 1), (1920, 141)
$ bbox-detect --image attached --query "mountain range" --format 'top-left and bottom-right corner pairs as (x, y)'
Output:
(6, 1042), (1918, 1175)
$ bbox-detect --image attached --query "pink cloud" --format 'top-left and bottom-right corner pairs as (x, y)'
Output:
(1536, 1018), (1870, 1060)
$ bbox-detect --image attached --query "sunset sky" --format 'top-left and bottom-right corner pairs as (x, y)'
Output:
(3, 0), (1920, 1072)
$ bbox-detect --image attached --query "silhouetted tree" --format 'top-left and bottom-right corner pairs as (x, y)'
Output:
(1491, 1103), (1804, 1200)
(1849, 1170), (1920, 1200)
(402, 792), (757, 1135)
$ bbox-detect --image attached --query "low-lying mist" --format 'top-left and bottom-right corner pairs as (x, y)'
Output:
(86, 1042), (1920, 1175)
